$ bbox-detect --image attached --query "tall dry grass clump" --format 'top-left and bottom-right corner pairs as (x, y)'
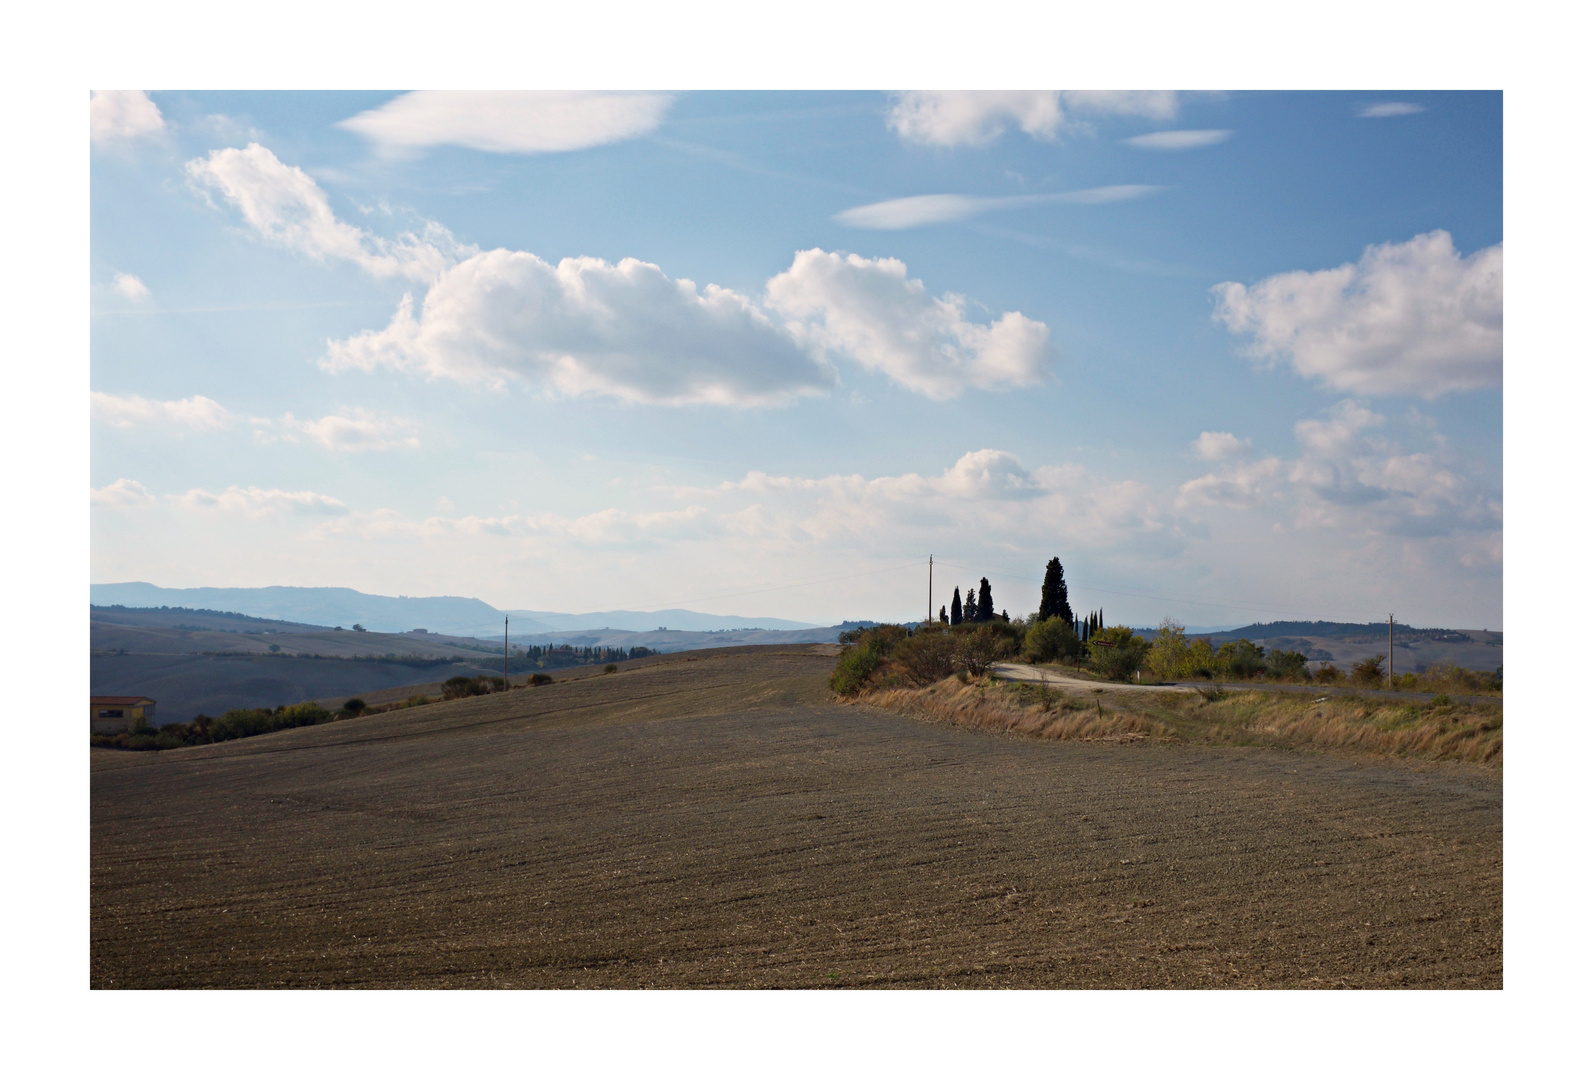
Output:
(1192, 692), (1503, 764)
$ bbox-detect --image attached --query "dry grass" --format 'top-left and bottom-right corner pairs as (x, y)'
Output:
(858, 677), (1502, 766)
(862, 677), (1172, 743)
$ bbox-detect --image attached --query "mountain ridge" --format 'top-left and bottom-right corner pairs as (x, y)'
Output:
(89, 582), (822, 637)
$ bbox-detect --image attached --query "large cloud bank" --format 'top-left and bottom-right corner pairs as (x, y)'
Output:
(188, 143), (1050, 406)
(1212, 231), (1502, 397)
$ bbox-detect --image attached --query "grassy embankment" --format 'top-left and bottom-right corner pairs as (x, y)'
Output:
(860, 676), (1502, 765)
(833, 623), (1502, 766)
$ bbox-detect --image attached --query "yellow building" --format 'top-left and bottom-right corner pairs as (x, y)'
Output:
(91, 696), (156, 734)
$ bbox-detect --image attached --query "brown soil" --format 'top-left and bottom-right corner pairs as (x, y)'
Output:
(92, 645), (1501, 988)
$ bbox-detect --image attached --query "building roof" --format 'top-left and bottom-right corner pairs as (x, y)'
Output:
(91, 695), (156, 705)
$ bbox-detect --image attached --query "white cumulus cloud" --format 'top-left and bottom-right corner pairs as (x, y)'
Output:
(834, 186), (1158, 230)
(90, 90), (165, 144)
(279, 408), (420, 452)
(1359, 102), (1426, 118)
(765, 249), (1050, 399)
(887, 91), (1067, 147)
(91, 478), (156, 508)
(111, 272), (151, 300)
(1211, 230), (1502, 397)
(91, 392), (235, 431)
(1123, 129), (1231, 151)
(1191, 431), (1252, 461)
(337, 91), (673, 156)
(186, 143), (472, 282)
(886, 91), (1190, 147)
(326, 250), (836, 406)
(172, 485), (349, 517)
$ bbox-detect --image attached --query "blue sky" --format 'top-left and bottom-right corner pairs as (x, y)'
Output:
(89, 90), (1502, 628)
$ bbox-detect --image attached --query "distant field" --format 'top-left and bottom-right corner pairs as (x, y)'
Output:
(90, 651), (508, 722)
(93, 645), (1501, 989)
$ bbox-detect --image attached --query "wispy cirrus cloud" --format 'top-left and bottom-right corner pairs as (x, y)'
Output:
(91, 478), (156, 508)
(1212, 230), (1501, 397)
(91, 392), (235, 431)
(337, 91), (673, 157)
(275, 408), (420, 452)
(833, 186), (1159, 230)
(186, 143), (474, 283)
(1359, 102), (1426, 118)
(1123, 129), (1231, 151)
(172, 485), (349, 518)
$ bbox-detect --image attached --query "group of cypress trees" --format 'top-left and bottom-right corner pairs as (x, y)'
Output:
(944, 578), (996, 625)
(1079, 608), (1106, 641)
(933, 557), (1099, 638)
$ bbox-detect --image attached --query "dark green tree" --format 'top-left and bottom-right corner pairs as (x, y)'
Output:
(1038, 557), (1075, 626)
(950, 588), (963, 625)
(939, 605), (949, 624)
(977, 578), (994, 622)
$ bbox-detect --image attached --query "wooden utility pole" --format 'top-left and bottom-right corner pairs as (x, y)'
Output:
(504, 616), (510, 690)
(928, 555), (933, 624)
(1388, 613), (1394, 689)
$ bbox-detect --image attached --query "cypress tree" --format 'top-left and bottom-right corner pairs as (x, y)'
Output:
(977, 578), (994, 622)
(950, 587), (963, 625)
(1039, 557), (1067, 621)
(939, 605), (948, 625)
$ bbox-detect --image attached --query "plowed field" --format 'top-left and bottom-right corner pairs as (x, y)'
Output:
(92, 646), (1501, 988)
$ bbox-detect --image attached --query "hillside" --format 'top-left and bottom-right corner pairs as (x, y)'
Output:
(1129, 621), (1503, 675)
(90, 604), (853, 722)
(90, 582), (821, 637)
(92, 645), (1500, 989)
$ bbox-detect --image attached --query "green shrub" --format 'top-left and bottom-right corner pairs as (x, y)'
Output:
(1215, 639), (1265, 679)
(1314, 663), (1343, 683)
(1263, 648), (1310, 682)
(342, 697), (367, 716)
(829, 624), (909, 694)
(1088, 626), (1150, 681)
(529, 673), (553, 687)
(1023, 617), (1080, 663)
(604, 663), (618, 674)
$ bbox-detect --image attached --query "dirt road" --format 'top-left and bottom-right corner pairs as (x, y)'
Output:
(92, 646), (1501, 988)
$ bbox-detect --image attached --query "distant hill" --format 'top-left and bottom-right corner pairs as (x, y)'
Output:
(89, 583), (821, 637)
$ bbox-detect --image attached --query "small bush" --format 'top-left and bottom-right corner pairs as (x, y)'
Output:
(1088, 626), (1150, 682)
(1264, 649), (1310, 682)
(529, 673), (553, 686)
(1024, 617), (1080, 663)
(893, 629), (959, 686)
(829, 624), (909, 694)
(954, 624), (1012, 678)
(1314, 663), (1343, 683)
(342, 697), (367, 716)
(604, 663), (618, 674)
(1351, 655), (1387, 686)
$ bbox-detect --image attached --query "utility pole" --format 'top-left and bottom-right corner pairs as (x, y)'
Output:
(1388, 613), (1394, 689)
(504, 616), (510, 690)
(928, 555), (933, 624)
